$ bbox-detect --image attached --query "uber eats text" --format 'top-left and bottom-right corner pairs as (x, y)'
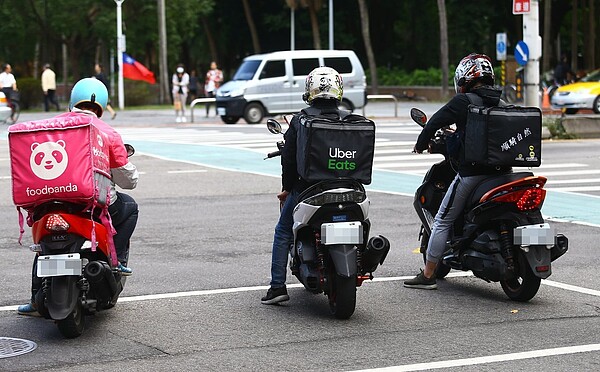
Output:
(328, 147), (357, 170)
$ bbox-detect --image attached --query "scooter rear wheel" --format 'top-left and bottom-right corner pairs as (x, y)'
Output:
(56, 302), (85, 338)
(328, 274), (357, 320)
(500, 250), (541, 302)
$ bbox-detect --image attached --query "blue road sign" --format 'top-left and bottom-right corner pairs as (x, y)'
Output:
(515, 40), (529, 66)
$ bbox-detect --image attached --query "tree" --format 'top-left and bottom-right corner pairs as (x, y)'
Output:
(357, 0), (377, 94)
(301, 0), (322, 49)
(242, 0), (261, 53)
(437, 0), (449, 97)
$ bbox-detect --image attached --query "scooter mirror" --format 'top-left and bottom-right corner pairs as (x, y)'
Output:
(410, 108), (427, 127)
(125, 144), (135, 157)
(266, 119), (282, 134)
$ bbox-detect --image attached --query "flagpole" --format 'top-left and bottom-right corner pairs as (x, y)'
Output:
(115, 0), (125, 110)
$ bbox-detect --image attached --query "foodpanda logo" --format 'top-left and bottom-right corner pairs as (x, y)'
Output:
(29, 140), (69, 180)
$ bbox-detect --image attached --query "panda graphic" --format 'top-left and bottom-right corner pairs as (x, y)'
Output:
(29, 140), (69, 180)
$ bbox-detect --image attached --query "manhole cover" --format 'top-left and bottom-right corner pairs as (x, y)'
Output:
(0, 337), (37, 358)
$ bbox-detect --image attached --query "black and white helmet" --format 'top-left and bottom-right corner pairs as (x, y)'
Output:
(454, 53), (495, 93)
(302, 66), (343, 104)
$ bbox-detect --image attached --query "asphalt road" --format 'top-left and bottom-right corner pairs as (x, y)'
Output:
(0, 106), (599, 371)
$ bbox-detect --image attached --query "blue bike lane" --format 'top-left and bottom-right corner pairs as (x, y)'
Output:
(130, 140), (600, 227)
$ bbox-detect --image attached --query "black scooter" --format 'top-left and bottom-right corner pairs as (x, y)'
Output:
(410, 108), (568, 301)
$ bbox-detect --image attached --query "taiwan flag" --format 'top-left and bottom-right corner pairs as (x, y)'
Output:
(122, 53), (156, 84)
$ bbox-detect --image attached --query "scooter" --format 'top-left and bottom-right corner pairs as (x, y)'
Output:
(266, 119), (390, 319)
(410, 108), (568, 301)
(28, 144), (135, 338)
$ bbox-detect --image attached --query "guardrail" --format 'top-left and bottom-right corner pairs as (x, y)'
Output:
(190, 98), (217, 122)
(362, 94), (398, 117)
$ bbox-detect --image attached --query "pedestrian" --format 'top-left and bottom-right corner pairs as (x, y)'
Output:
(172, 64), (189, 122)
(41, 63), (60, 112)
(17, 77), (139, 316)
(204, 61), (223, 117)
(404, 53), (511, 290)
(261, 67), (356, 305)
(93, 63), (117, 120)
(188, 69), (199, 103)
(553, 53), (574, 86)
(0, 63), (18, 121)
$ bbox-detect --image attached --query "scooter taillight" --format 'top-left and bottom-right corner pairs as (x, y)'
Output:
(492, 188), (546, 211)
(45, 214), (70, 232)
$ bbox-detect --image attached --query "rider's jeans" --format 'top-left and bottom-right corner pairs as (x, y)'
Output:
(426, 174), (488, 264)
(269, 190), (298, 288)
(108, 192), (139, 264)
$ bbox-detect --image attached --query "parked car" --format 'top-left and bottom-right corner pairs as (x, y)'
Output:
(550, 69), (600, 114)
(0, 91), (13, 123)
(216, 50), (367, 124)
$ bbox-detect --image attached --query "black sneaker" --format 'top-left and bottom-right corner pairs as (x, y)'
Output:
(261, 287), (290, 305)
(403, 270), (437, 290)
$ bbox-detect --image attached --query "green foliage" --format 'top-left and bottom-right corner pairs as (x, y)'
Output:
(373, 67), (454, 86)
(545, 117), (578, 139)
(123, 80), (160, 107)
(18, 78), (43, 110)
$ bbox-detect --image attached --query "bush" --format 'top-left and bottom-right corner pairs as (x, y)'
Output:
(121, 80), (160, 106)
(17, 77), (43, 109)
(544, 117), (577, 139)
(369, 66), (454, 86)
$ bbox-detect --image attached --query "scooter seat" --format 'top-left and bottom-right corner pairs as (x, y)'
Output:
(469, 171), (534, 206)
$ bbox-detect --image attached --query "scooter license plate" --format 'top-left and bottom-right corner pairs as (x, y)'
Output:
(514, 223), (555, 245)
(321, 221), (363, 245)
(37, 254), (82, 277)
(217, 107), (226, 116)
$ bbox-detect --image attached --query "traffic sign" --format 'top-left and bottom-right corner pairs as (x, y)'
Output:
(496, 33), (507, 61)
(515, 40), (529, 66)
(513, 0), (531, 14)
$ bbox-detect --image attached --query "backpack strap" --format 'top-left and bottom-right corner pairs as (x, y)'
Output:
(465, 92), (484, 106)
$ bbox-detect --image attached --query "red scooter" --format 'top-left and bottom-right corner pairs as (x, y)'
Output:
(28, 145), (134, 338)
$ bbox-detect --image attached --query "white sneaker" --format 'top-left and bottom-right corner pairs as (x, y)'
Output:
(181, 116), (187, 122)
(175, 117), (181, 123)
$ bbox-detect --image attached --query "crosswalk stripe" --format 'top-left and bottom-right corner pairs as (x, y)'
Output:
(547, 178), (600, 184)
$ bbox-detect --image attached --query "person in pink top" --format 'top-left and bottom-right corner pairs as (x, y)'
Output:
(17, 78), (139, 316)
(204, 61), (223, 117)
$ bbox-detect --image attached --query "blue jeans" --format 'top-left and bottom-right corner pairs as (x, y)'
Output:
(108, 192), (139, 264)
(269, 191), (298, 288)
(426, 174), (488, 264)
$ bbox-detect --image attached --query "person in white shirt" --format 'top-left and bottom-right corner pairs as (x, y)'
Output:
(0, 63), (18, 121)
(41, 63), (60, 112)
(172, 64), (189, 122)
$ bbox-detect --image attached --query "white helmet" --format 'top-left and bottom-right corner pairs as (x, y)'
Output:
(303, 66), (343, 104)
(454, 53), (495, 93)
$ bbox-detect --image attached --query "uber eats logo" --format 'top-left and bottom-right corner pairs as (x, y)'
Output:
(328, 147), (357, 170)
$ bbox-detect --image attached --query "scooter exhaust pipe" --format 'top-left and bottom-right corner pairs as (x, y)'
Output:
(84, 261), (118, 295)
(361, 235), (391, 274)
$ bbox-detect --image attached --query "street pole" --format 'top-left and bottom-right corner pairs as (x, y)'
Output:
(523, 0), (541, 107)
(115, 0), (125, 110)
(329, 0), (334, 50)
(158, 0), (168, 104)
(291, 7), (295, 51)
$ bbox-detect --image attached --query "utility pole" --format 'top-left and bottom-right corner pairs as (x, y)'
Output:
(158, 0), (169, 104)
(115, 0), (125, 109)
(522, 0), (541, 107)
(329, 0), (334, 50)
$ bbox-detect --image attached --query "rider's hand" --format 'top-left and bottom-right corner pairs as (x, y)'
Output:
(277, 190), (290, 202)
(412, 145), (422, 154)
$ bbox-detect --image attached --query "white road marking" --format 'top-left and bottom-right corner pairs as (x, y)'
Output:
(167, 170), (208, 174)
(349, 344), (600, 372)
(1, 273), (597, 312)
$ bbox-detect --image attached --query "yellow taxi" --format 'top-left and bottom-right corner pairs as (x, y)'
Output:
(551, 69), (600, 114)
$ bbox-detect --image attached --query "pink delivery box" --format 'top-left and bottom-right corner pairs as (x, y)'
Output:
(8, 112), (112, 209)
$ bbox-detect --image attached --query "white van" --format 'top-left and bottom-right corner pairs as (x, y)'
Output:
(215, 50), (367, 124)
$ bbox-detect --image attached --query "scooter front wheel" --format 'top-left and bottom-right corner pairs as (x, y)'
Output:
(328, 274), (357, 320)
